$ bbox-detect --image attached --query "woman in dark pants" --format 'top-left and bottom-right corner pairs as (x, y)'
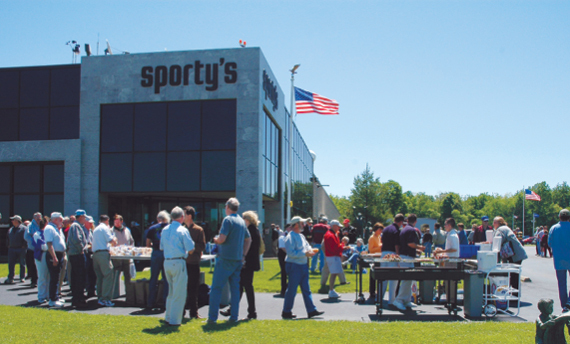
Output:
(220, 211), (261, 319)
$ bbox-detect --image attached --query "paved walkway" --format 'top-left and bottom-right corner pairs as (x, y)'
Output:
(0, 246), (557, 323)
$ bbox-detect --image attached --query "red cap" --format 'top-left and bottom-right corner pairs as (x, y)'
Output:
(343, 219), (350, 224)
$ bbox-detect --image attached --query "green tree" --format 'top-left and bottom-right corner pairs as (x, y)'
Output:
(349, 164), (383, 224)
(381, 180), (404, 217)
(440, 192), (463, 222)
(330, 194), (351, 221)
(553, 182), (570, 209)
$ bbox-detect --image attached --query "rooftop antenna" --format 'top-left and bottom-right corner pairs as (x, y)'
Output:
(66, 40), (81, 63)
(97, 33), (100, 55)
(104, 39), (113, 55)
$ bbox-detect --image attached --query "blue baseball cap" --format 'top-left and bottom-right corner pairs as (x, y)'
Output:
(75, 209), (87, 217)
(481, 216), (489, 221)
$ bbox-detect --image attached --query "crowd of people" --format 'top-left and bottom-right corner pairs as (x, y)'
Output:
(5, 202), (570, 322)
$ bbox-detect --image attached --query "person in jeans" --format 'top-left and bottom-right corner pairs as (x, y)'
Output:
(549, 209), (570, 311)
(145, 211), (170, 310)
(5, 215), (27, 284)
(282, 216), (324, 319)
(92, 215), (117, 307)
(24, 212), (42, 287)
(44, 212), (67, 308)
(67, 209), (89, 309)
(183, 206), (206, 319)
(161, 207), (195, 327)
(32, 216), (50, 303)
(208, 198), (251, 324)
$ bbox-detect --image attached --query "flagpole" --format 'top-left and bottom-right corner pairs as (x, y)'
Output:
(287, 64), (300, 223)
(522, 186), (525, 236)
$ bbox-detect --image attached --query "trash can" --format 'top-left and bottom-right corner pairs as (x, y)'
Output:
(419, 280), (435, 304)
(463, 271), (485, 317)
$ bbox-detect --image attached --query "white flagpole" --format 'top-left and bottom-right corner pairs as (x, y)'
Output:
(287, 65), (300, 223)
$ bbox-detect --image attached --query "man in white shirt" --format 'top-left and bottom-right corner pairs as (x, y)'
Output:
(434, 217), (460, 307)
(44, 212), (67, 308)
(92, 215), (117, 306)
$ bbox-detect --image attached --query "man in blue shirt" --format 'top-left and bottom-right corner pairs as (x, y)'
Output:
(457, 223), (468, 246)
(160, 206), (195, 326)
(282, 216), (324, 319)
(44, 213), (67, 308)
(549, 209), (570, 311)
(24, 212), (42, 287)
(208, 198), (251, 323)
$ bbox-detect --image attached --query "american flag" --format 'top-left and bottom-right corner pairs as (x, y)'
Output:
(525, 189), (541, 201)
(294, 87), (339, 115)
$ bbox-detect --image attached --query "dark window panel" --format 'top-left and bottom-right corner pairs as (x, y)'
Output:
(14, 194), (40, 221)
(133, 152), (166, 192)
(166, 151), (200, 191)
(44, 194), (64, 216)
(101, 104), (133, 153)
(44, 164), (64, 193)
(0, 195), (10, 224)
(19, 108), (49, 141)
(20, 69), (50, 108)
(0, 166), (10, 193)
(134, 103), (167, 152)
(100, 153), (132, 192)
(50, 67), (80, 107)
(0, 108), (19, 141)
(0, 70), (19, 109)
(50, 107), (79, 139)
(201, 100), (236, 150)
(201, 151), (235, 191)
(14, 165), (40, 193)
(167, 101), (201, 151)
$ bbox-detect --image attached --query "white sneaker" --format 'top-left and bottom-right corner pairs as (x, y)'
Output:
(328, 290), (341, 299)
(404, 301), (417, 308)
(104, 300), (115, 307)
(49, 300), (64, 308)
(58, 298), (65, 303)
(392, 300), (407, 311)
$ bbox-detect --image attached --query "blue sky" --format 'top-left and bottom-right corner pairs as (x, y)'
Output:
(1, 1), (568, 198)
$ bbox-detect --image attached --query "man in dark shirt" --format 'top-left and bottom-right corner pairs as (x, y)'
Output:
(5, 215), (27, 284)
(146, 211), (170, 310)
(302, 218), (313, 243)
(342, 219), (358, 244)
(377, 214), (405, 306)
(310, 217), (329, 273)
(393, 214), (424, 311)
(472, 216), (492, 244)
(183, 206), (206, 319)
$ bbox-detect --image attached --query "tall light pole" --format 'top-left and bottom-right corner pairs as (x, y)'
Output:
(287, 64), (300, 223)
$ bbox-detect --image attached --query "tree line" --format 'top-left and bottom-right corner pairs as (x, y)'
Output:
(330, 164), (570, 236)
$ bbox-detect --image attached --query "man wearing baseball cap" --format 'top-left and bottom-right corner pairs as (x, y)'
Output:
(4, 215), (27, 284)
(67, 209), (89, 308)
(44, 212), (67, 307)
(549, 209), (570, 311)
(473, 216), (492, 244)
(323, 219), (345, 299)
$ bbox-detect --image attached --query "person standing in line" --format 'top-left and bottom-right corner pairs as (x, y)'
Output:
(392, 214), (424, 312)
(24, 212), (42, 287)
(92, 215), (117, 307)
(473, 216), (493, 244)
(281, 216), (324, 319)
(208, 198), (251, 324)
(536, 226), (544, 257)
(145, 211), (170, 311)
(111, 215), (135, 299)
(32, 216), (50, 303)
(84, 216), (96, 298)
(67, 209), (89, 309)
(161, 206), (195, 327)
(380, 214), (404, 307)
(549, 209), (570, 312)
(422, 226), (433, 257)
(541, 227), (552, 258)
(4, 215), (27, 284)
(183, 206), (206, 319)
(220, 210), (261, 319)
(276, 224), (291, 297)
(491, 216), (527, 291)
(310, 217), (329, 274)
(323, 220), (345, 299)
(44, 212), (66, 308)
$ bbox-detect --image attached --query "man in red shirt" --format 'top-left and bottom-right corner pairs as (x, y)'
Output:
(323, 220), (344, 299)
(472, 216), (492, 244)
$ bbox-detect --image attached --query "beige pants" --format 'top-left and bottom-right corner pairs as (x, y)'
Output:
(164, 259), (187, 325)
(321, 257), (346, 286)
(111, 259), (132, 299)
(93, 251), (114, 302)
(58, 254), (68, 294)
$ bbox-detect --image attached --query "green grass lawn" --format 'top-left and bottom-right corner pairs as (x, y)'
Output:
(0, 305), (539, 343)
(131, 259), (363, 294)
